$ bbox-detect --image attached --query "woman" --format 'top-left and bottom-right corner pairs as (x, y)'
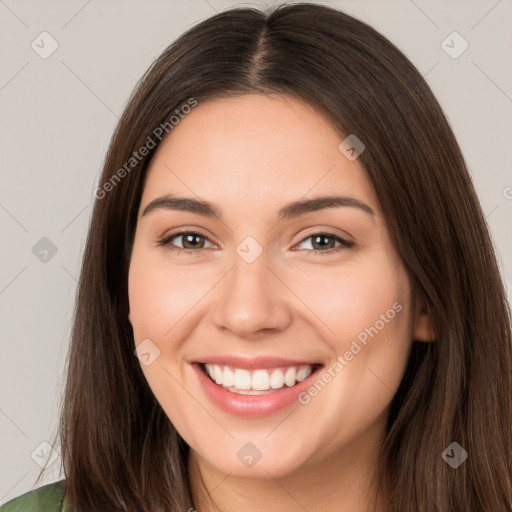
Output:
(3, 2), (511, 511)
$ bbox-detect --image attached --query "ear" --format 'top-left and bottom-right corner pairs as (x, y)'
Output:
(412, 294), (436, 342)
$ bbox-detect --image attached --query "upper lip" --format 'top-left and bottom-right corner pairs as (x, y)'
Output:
(191, 355), (323, 369)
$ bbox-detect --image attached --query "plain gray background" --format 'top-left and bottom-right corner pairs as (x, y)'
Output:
(1, 0), (511, 503)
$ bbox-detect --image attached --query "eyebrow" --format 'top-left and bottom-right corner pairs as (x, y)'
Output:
(140, 193), (375, 220)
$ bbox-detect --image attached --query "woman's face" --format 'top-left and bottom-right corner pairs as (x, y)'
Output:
(128, 93), (430, 480)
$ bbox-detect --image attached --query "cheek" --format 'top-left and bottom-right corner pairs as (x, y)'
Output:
(287, 261), (412, 449)
(128, 249), (203, 433)
(129, 271), (178, 339)
(293, 257), (413, 401)
(292, 258), (411, 344)
(128, 248), (204, 342)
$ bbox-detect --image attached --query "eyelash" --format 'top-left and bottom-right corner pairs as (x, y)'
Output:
(156, 230), (354, 256)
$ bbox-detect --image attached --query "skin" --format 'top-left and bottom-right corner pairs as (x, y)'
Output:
(128, 93), (434, 512)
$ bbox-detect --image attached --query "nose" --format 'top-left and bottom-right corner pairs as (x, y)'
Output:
(212, 250), (292, 339)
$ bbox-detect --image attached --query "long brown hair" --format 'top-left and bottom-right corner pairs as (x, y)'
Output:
(38, 2), (512, 510)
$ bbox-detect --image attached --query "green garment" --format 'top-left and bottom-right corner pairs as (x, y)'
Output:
(0, 481), (67, 512)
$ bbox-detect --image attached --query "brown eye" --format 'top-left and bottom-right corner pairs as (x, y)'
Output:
(158, 231), (214, 253)
(179, 233), (207, 249)
(295, 233), (354, 255)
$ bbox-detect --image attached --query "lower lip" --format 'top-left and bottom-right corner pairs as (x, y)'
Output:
(192, 363), (322, 418)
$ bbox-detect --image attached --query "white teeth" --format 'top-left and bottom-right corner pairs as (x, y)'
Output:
(203, 363), (315, 393)
(251, 369), (270, 391)
(284, 367), (296, 387)
(223, 366), (234, 387)
(225, 387), (272, 395)
(296, 365), (312, 382)
(213, 365), (223, 385)
(233, 369), (252, 390)
(270, 369), (285, 389)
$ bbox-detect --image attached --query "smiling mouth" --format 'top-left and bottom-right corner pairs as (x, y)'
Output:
(199, 362), (323, 395)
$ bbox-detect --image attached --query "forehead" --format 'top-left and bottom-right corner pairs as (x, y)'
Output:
(141, 93), (379, 216)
